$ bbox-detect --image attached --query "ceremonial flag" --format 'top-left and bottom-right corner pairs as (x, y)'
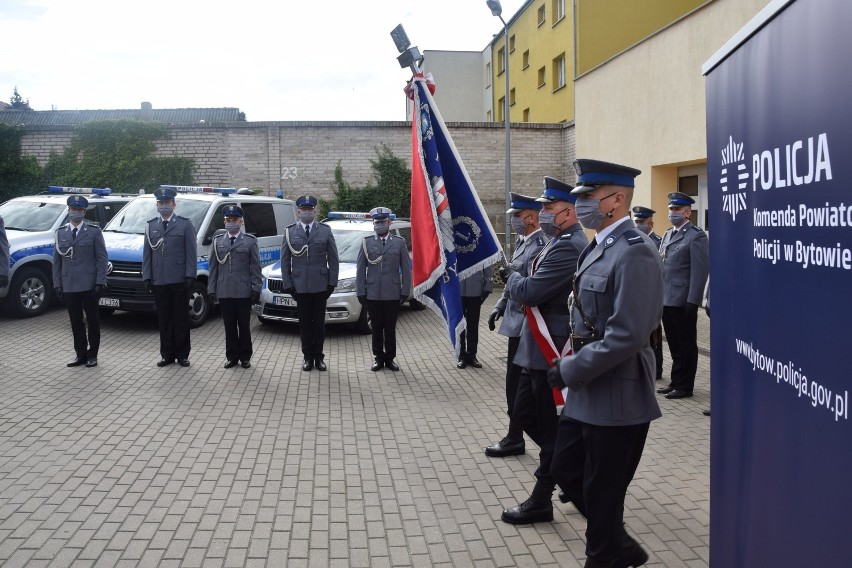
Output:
(409, 75), (502, 353)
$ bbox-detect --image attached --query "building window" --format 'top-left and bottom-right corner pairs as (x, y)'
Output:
(537, 5), (546, 26)
(679, 175), (700, 225)
(522, 50), (530, 69)
(486, 62), (491, 87)
(537, 66), (546, 88)
(523, 108), (530, 122)
(553, 53), (566, 90)
(509, 34), (516, 53)
(510, 88), (516, 106)
(552, 0), (565, 23)
(497, 97), (505, 121)
(497, 47), (505, 75)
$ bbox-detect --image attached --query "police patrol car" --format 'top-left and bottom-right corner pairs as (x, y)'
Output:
(100, 185), (297, 328)
(0, 187), (134, 318)
(255, 211), (424, 333)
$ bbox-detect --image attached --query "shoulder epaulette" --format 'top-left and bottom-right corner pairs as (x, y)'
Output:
(692, 225), (703, 232)
(244, 233), (257, 240)
(622, 229), (646, 246)
(535, 236), (546, 246)
(176, 215), (188, 221)
(57, 224), (69, 232)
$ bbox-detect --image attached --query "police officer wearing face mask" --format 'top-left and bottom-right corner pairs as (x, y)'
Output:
(0, 214), (9, 290)
(208, 205), (262, 369)
(546, 158), (664, 568)
(143, 187), (198, 368)
(281, 195), (339, 372)
(356, 207), (412, 372)
(499, 176), (588, 526)
(52, 195), (108, 368)
(633, 206), (664, 381)
(485, 193), (548, 458)
(656, 192), (709, 400)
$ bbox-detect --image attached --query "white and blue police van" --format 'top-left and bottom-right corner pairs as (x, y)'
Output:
(100, 185), (297, 328)
(0, 187), (134, 318)
(255, 211), (423, 333)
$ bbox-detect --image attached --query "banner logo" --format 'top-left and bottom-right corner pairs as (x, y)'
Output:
(720, 135), (749, 221)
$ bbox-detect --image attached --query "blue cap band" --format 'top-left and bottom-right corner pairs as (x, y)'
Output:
(541, 187), (577, 203)
(577, 171), (636, 187)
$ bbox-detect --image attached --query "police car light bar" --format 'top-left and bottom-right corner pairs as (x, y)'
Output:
(48, 186), (112, 195)
(159, 185), (237, 195)
(327, 211), (397, 220)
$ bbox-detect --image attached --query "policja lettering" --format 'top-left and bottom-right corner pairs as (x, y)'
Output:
(752, 132), (832, 190)
(753, 238), (781, 264)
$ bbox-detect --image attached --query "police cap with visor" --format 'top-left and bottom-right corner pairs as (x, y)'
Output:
(506, 192), (543, 214)
(536, 176), (577, 204)
(571, 159), (642, 194)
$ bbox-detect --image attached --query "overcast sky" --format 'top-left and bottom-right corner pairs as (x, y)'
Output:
(0, 0), (526, 121)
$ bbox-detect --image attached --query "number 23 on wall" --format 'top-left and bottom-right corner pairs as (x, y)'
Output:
(281, 167), (298, 180)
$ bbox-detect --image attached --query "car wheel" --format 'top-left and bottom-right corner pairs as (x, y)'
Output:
(6, 266), (52, 318)
(187, 281), (211, 328)
(353, 306), (371, 334)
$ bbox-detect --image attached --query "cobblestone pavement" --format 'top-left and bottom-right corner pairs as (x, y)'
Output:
(0, 295), (711, 567)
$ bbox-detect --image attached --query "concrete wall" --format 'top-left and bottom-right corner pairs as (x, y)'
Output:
(406, 51), (487, 122)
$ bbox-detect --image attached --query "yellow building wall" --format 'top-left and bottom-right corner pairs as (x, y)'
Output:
(491, 0), (574, 123)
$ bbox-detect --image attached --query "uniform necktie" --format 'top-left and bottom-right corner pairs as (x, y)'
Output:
(305, 225), (310, 238)
(163, 220), (168, 231)
(381, 237), (386, 246)
(72, 227), (78, 240)
(230, 236), (236, 246)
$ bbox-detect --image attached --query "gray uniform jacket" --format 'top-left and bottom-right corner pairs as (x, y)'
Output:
(280, 222), (339, 294)
(506, 223), (588, 371)
(660, 222), (709, 307)
(355, 234), (412, 301)
(142, 216), (198, 285)
(52, 222), (108, 293)
(495, 230), (548, 338)
(0, 216), (9, 280)
(557, 220), (664, 426)
(208, 232), (263, 299)
(649, 232), (662, 249)
(459, 265), (493, 297)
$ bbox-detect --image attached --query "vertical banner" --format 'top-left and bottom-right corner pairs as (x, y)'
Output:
(704, 0), (852, 566)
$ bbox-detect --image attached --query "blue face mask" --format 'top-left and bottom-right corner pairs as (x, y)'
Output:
(299, 210), (316, 224)
(157, 205), (174, 218)
(668, 212), (686, 226)
(575, 198), (606, 230)
(538, 211), (557, 235)
(510, 215), (528, 235)
(68, 210), (86, 223)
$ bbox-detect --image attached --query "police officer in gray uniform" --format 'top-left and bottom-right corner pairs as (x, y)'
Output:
(143, 187), (198, 368)
(457, 265), (493, 369)
(632, 206), (664, 381)
(485, 193), (548, 457)
(356, 206), (412, 372)
(281, 195), (339, 372)
(547, 159), (664, 568)
(208, 205), (262, 369)
(656, 192), (709, 399)
(500, 177), (588, 525)
(0, 214), (9, 291)
(52, 195), (108, 368)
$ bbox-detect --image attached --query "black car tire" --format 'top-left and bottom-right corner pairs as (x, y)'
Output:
(5, 266), (52, 318)
(353, 306), (371, 334)
(187, 280), (212, 329)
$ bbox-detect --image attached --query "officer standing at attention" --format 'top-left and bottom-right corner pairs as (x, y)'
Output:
(632, 206), (664, 381)
(484, 193), (548, 458)
(0, 214), (9, 291)
(143, 187), (198, 368)
(656, 192), (709, 399)
(281, 195), (339, 372)
(457, 264), (493, 369)
(500, 176), (588, 525)
(546, 159), (664, 568)
(208, 205), (262, 369)
(356, 206), (412, 372)
(52, 195), (108, 368)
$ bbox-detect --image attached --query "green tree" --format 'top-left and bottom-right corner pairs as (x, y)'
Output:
(43, 119), (194, 191)
(323, 145), (411, 217)
(9, 87), (33, 110)
(0, 124), (45, 202)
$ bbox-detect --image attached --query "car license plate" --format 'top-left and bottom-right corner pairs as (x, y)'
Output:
(273, 295), (296, 307)
(99, 297), (120, 307)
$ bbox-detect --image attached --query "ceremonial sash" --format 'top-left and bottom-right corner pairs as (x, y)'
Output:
(525, 304), (572, 405)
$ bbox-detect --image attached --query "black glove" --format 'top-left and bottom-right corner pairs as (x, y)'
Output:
(0, 276), (8, 288)
(358, 295), (366, 305)
(185, 277), (196, 290)
(499, 265), (513, 281)
(145, 280), (154, 293)
(94, 284), (105, 298)
(685, 302), (699, 316)
(250, 290), (260, 303)
(487, 307), (503, 331)
(55, 287), (64, 302)
(546, 362), (566, 390)
(326, 286), (335, 299)
(209, 294), (218, 305)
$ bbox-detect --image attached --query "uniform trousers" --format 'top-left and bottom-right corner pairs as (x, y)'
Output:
(153, 283), (191, 360)
(367, 299), (400, 362)
(219, 297), (253, 363)
(295, 291), (327, 360)
(458, 296), (482, 358)
(512, 368), (559, 491)
(551, 417), (650, 563)
(64, 290), (100, 358)
(505, 336), (524, 441)
(653, 323), (663, 381)
(662, 305), (698, 392)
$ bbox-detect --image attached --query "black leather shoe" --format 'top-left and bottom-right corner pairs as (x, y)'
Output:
(156, 358), (174, 367)
(457, 358), (467, 369)
(177, 359), (191, 367)
(302, 359), (314, 371)
(501, 498), (553, 525)
(386, 360), (400, 372)
(371, 360), (384, 372)
(468, 356), (482, 368)
(665, 389), (693, 399)
(558, 491), (570, 504)
(702, 409), (711, 416)
(621, 535), (650, 567)
(485, 437), (525, 457)
(315, 359), (327, 371)
(656, 385), (675, 394)
(67, 357), (87, 367)
(224, 360), (239, 369)
(86, 358), (98, 368)
(240, 361), (251, 369)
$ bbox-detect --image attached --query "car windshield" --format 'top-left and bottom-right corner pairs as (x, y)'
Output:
(105, 197), (210, 234)
(332, 229), (371, 263)
(0, 200), (66, 231)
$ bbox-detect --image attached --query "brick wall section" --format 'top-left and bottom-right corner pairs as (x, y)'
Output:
(19, 120), (575, 223)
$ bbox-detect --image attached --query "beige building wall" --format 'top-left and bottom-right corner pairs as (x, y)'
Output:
(573, 0), (767, 224)
(404, 51), (486, 122)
